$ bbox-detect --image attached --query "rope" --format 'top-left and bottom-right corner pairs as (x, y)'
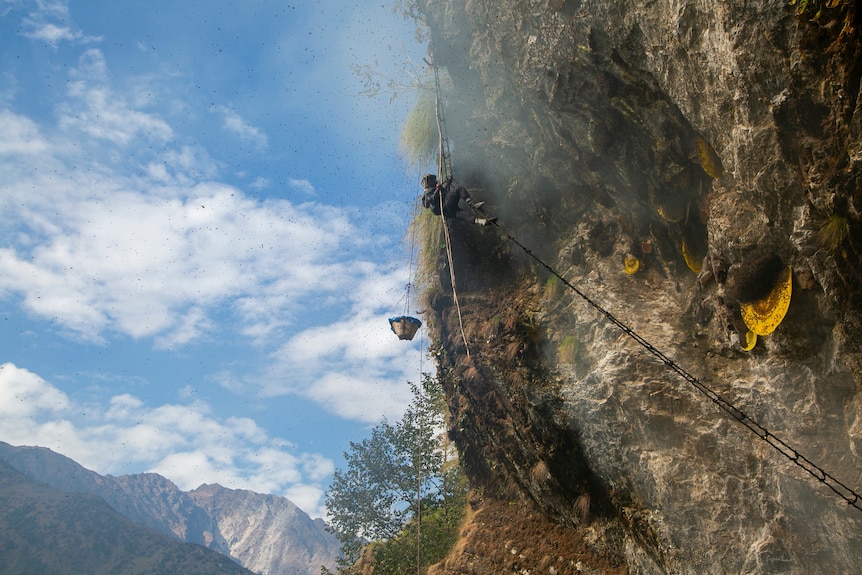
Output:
(489, 218), (862, 514)
(404, 196), (421, 317)
(432, 63), (453, 182)
(416, 327), (423, 575)
(430, 60), (470, 356)
(439, 188), (471, 357)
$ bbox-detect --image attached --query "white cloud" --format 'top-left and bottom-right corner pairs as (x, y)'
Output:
(250, 177), (270, 190)
(283, 313), (405, 367)
(17, 0), (100, 46)
(289, 178), (316, 196)
(58, 50), (173, 145)
(286, 484), (326, 518)
(219, 107), (268, 150)
(28, 0), (71, 20)
(60, 84), (173, 144)
(153, 306), (214, 349)
(0, 363), (70, 417)
(160, 145), (220, 183)
(0, 110), (49, 154)
(0, 147), (372, 344)
(22, 20), (79, 43)
(304, 370), (414, 423)
(267, 301), (422, 423)
(0, 362), (332, 516)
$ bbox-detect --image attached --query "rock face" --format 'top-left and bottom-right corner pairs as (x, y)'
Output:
(417, 1), (862, 573)
(189, 484), (340, 575)
(0, 442), (340, 575)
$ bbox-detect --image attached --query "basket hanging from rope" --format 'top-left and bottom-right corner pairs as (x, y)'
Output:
(388, 316), (422, 341)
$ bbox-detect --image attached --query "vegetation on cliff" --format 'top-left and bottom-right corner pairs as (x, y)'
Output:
(325, 375), (468, 574)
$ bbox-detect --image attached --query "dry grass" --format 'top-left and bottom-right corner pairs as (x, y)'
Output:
(400, 86), (439, 171)
(818, 214), (850, 250)
(574, 493), (591, 525)
(464, 365), (482, 383)
(427, 498), (626, 575)
(507, 370), (527, 389)
(557, 335), (579, 363)
(413, 209), (445, 288)
(505, 340), (523, 363)
(531, 460), (552, 484)
(501, 309), (521, 333)
(497, 480), (523, 501)
(543, 275), (561, 300)
(455, 353), (473, 370)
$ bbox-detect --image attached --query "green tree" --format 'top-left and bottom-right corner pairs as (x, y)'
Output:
(325, 373), (465, 573)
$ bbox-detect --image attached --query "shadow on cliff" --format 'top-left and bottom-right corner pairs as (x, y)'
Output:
(422, 213), (620, 528)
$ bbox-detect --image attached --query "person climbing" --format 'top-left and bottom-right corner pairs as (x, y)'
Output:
(420, 174), (496, 226)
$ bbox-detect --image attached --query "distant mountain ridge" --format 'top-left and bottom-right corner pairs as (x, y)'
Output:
(0, 442), (230, 554)
(0, 458), (254, 575)
(0, 442), (339, 575)
(190, 483), (339, 575)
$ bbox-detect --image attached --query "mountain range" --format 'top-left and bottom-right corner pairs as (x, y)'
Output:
(0, 441), (340, 575)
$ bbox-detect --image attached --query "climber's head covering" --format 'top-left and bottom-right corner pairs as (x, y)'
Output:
(421, 174), (437, 190)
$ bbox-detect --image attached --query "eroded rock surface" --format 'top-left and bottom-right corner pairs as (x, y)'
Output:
(418, 1), (862, 573)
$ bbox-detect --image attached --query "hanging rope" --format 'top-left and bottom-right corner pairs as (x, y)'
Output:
(388, 192), (424, 342)
(416, 326), (424, 575)
(438, 186), (471, 357)
(404, 196), (421, 317)
(429, 60), (470, 356)
(432, 62), (453, 183)
(488, 218), (862, 514)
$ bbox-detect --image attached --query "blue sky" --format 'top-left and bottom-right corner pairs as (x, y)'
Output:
(0, 0), (430, 518)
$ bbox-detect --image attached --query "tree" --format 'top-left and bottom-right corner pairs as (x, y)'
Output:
(324, 373), (464, 572)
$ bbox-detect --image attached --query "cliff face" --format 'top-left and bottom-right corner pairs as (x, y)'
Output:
(417, 1), (862, 573)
